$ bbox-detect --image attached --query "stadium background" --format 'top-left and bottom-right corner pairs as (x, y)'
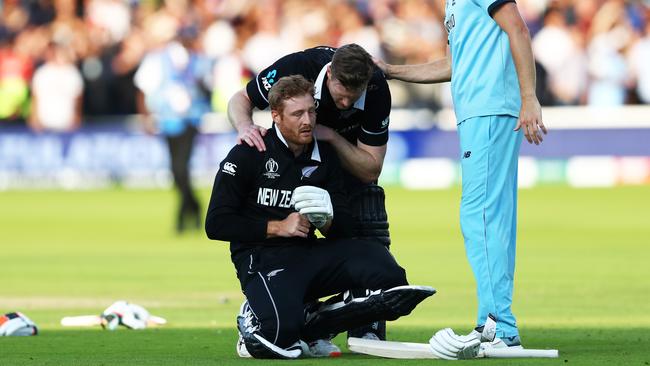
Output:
(1, 0), (650, 365)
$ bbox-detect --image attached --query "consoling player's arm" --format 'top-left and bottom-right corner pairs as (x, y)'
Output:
(492, 2), (547, 145)
(228, 52), (306, 152)
(323, 150), (355, 238)
(374, 47), (451, 84)
(227, 89), (267, 152)
(316, 125), (386, 183)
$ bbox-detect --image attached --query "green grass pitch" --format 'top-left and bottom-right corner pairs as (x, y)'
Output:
(1, 186), (649, 365)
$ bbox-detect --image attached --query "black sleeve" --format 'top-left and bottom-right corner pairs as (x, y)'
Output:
(245, 52), (309, 110)
(205, 146), (267, 242)
(487, 0), (515, 17)
(321, 144), (354, 238)
(358, 73), (391, 146)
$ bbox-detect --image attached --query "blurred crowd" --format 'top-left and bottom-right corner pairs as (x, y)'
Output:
(1, 0), (650, 131)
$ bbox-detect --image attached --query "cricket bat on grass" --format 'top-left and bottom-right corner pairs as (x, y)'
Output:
(347, 337), (558, 359)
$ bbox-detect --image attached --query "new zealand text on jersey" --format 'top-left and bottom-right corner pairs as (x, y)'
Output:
(257, 187), (292, 208)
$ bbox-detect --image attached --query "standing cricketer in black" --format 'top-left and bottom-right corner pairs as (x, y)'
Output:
(228, 43), (392, 341)
(206, 76), (433, 359)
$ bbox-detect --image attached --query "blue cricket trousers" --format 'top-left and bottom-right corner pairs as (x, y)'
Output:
(458, 115), (523, 338)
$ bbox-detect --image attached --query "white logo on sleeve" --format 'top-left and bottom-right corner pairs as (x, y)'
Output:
(223, 162), (237, 176)
(381, 116), (389, 128)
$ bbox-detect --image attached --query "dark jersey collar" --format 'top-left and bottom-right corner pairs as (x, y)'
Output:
(313, 62), (367, 111)
(270, 124), (321, 163)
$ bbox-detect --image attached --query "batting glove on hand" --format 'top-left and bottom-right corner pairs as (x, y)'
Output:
(429, 328), (481, 360)
(292, 186), (333, 228)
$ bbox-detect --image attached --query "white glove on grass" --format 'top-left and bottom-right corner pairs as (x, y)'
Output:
(292, 186), (333, 228)
(101, 301), (150, 330)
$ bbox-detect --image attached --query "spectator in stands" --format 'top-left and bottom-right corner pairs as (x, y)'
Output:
(335, 2), (383, 59)
(628, 13), (650, 104)
(0, 31), (33, 121)
(3, 0), (650, 112)
(241, 1), (297, 74)
(28, 42), (83, 132)
(532, 5), (587, 105)
(586, 0), (633, 106)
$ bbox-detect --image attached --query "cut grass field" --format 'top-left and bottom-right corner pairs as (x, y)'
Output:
(1, 186), (649, 365)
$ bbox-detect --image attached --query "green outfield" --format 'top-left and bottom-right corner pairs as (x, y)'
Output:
(1, 186), (649, 365)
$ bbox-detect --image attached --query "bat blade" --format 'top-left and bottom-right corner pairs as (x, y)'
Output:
(60, 315), (102, 327)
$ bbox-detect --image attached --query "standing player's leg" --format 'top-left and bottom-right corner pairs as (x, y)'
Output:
(458, 115), (522, 341)
(490, 115), (523, 342)
(167, 125), (201, 232)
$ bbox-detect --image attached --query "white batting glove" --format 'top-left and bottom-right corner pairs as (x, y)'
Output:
(429, 328), (481, 360)
(292, 186), (333, 228)
(0, 312), (38, 336)
(101, 301), (150, 330)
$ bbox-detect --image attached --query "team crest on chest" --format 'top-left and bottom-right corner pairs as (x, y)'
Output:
(264, 158), (280, 179)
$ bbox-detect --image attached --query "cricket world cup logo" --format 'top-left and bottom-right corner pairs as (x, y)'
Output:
(264, 158), (280, 179)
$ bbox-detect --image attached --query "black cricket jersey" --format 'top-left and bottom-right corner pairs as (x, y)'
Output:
(205, 125), (353, 255)
(245, 46), (392, 161)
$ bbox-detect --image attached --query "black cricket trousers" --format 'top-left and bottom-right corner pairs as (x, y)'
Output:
(231, 238), (408, 348)
(166, 125), (200, 231)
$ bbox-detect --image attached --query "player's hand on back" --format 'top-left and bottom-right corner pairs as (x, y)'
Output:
(515, 95), (547, 145)
(237, 124), (268, 152)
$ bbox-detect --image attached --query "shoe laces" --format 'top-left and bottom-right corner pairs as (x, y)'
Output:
(309, 339), (331, 348)
(240, 303), (260, 334)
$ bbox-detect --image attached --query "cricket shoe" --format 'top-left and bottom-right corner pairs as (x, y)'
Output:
(236, 300), (301, 359)
(300, 339), (342, 358)
(236, 333), (252, 358)
(236, 301), (252, 358)
(476, 335), (523, 358)
(469, 314), (522, 358)
(361, 332), (381, 341)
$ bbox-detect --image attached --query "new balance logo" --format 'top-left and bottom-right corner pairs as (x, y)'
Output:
(266, 269), (284, 281)
(463, 151), (471, 159)
(223, 162), (237, 175)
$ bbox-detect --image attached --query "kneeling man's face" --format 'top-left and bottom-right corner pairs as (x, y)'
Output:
(274, 93), (317, 146)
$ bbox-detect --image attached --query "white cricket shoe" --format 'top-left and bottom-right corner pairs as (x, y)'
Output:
(361, 332), (381, 341)
(301, 339), (342, 358)
(476, 335), (523, 358)
(235, 301), (252, 358)
(236, 333), (252, 358)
